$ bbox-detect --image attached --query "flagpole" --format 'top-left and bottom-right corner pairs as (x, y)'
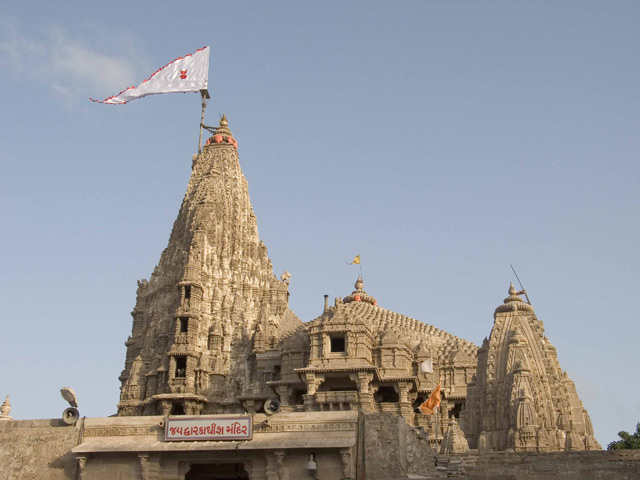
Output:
(510, 264), (532, 305)
(197, 89), (210, 154)
(435, 405), (439, 454)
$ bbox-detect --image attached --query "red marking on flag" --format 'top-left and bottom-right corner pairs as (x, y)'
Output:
(180, 69), (187, 79)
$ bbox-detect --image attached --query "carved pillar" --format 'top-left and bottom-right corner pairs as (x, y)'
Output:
(248, 456), (268, 480)
(302, 394), (317, 411)
(265, 453), (280, 480)
(177, 460), (190, 480)
(138, 454), (149, 480)
(274, 450), (285, 480)
(397, 381), (414, 422)
(76, 456), (87, 480)
(275, 385), (293, 412)
(355, 372), (374, 412)
(303, 373), (324, 411)
(340, 449), (352, 479)
(305, 373), (325, 395)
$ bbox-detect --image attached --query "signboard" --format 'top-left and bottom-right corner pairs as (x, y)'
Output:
(164, 415), (253, 441)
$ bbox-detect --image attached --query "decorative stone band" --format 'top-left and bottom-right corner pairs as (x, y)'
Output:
(254, 422), (357, 433)
(266, 380), (307, 386)
(84, 426), (157, 437)
(495, 302), (534, 313)
(296, 365), (378, 374)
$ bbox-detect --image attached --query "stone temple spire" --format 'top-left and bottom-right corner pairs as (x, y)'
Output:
(118, 116), (300, 416)
(460, 284), (600, 452)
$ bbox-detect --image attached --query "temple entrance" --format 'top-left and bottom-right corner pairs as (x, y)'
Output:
(185, 463), (249, 480)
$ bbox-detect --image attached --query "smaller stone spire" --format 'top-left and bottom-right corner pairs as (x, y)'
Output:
(0, 395), (12, 420)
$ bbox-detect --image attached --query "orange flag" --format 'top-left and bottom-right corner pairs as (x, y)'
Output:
(419, 384), (441, 415)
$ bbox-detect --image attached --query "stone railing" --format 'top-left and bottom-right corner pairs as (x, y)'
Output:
(315, 391), (358, 410)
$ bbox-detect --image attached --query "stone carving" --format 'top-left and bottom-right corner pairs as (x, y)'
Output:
(138, 454), (149, 480)
(461, 284), (600, 452)
(83, 426), (156, 437)
(440, 418), (469, 454)
(280, 270), (291, 285)
(0, 395), (11, 420)
(254, 422), (356, 433)
(77, 456), (87, 480)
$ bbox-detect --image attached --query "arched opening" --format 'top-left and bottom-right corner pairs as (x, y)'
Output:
(185, 463), (249, 480)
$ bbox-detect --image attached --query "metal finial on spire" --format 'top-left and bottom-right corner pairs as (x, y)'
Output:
(215, 114), (233, 137)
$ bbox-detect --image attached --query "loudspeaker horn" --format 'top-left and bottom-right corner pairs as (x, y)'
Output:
(62, 407), (80, 425)
(263, 398), (280, 415)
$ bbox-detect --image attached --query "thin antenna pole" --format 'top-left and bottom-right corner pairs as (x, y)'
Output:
(510, 264), (532, 305)
(197, 89), (210, 154)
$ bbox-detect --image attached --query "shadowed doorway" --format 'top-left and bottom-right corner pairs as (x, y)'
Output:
(185, 463), (249, 480)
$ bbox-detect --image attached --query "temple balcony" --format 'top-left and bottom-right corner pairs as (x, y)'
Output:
(315, 391), (359, 411)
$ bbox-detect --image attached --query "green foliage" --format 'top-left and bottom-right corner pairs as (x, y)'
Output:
(607, 422), (640, 450)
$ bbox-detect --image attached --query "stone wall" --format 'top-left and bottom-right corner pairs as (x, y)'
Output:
(362, 412), (436, 480)
(461, 450), (640, 480)
(388, 449), (640, 479)
(0, 419), (80, 480)
(3, 415), (640, 480)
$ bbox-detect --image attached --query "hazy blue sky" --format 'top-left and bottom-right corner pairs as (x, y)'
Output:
(1, 1), (638, 446)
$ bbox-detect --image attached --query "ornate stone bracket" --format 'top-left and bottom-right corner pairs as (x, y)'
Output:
(138, 454), (149, 480)
(340, 449), (352, 479)
(77, 456), (87, 480)
(274, 450), (285, 480)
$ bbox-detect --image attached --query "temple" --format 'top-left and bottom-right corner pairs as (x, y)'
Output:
(118, 115), (598, 449)
(0, 115), (609, 480)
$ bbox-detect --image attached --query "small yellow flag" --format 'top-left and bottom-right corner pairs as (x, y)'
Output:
(349, 255), (360, 265)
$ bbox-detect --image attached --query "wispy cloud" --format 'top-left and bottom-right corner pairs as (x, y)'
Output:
(0, 17), (146, 104)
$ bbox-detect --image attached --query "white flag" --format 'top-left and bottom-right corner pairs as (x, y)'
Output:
(419, 358), (434, 374)
(91, 47), (210, 104)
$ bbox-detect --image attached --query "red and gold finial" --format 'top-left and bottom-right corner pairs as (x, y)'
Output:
(206, 114), (238, 149)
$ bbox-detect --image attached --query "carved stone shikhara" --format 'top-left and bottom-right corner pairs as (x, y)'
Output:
(117, 117), (598, 452)
(461, 283), (600, 451)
